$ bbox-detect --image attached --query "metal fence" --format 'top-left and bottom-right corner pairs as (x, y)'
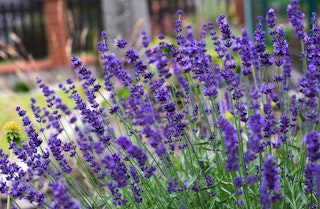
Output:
(0, 0), (103, 61)
(66, 0), (103, 54)
(0, 0), (47, 60)
(0, 0), (194, 62)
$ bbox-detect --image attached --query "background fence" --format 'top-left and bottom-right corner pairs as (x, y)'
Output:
(0, 0), (47, 60)
(0, 0), (195, 63)
(0, 0), (103, 62)
(66, 0), (103, 55)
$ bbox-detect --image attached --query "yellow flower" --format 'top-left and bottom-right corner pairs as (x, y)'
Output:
(2, 121), (22, 133)
(224, 111), (233, 121)
(2, 121), (22, 144)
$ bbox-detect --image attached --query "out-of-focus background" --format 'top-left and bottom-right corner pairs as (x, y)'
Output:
(0, 0), (319, 90)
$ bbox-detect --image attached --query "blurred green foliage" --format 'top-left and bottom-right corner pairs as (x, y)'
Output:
(12, 81), (30, 93)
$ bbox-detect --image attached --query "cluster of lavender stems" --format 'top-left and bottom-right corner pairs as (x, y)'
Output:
(0, 0), (320, 208)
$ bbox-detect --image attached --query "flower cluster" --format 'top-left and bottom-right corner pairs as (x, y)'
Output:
(1, 0), (320, 208)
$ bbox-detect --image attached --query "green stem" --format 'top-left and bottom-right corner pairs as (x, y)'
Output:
(7, 149), (13, 209)
(300, 39), (307, 75)
(40, 132), (94, 206)
(9, 198), (22, 209)
(98, 91), (168, 176)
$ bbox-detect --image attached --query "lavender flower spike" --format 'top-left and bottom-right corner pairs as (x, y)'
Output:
(305, 131), (320, 163)
(260, 155), (282, 209)
(216, 14), (233, 47)
(266, 9), (277, 31)
(262, 155), (280, 192)
(218, 117), (239, 171)
(304, 164), (314, 194)
(50, 182), (80, 209)
(287, 0), (306, 40)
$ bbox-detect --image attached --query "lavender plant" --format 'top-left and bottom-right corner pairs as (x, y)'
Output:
(1, 1), (320, 208)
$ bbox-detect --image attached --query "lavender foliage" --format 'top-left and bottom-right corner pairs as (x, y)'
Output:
(0, 2), (320, 208)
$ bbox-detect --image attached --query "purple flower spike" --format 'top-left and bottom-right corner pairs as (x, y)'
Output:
(234, 177), (243, 187)
(260, 155), (282, 209)
(101, 153), (129, 188)
(50, 182), (80, 209)
(253, 17), (273, 70)
(216, 14), (233, 47)
(206, 175), (213, 187)
(239, 28), (253, 76)
(272, 25), (289, 67)
(117, 135), (132, 150)
(218, 117), (239, 171)
(262, 155), (280, 192)
(117, 135), (149, 169)
(266, 9), (277, 31)
(71, 56), (83, 69)
(287, 0), (306, 40)
(304, 164), (314, 194)
(97, 31), (108, 53)
(300, 64), (319, 98)
(167, 178), (179, 193)
(248, 113), (265, 153)
(260, 82), (275, 95)
(305, 131), (320, 163)
(141, 31), (149, 48)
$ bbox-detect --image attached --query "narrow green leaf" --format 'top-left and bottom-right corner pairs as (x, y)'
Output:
(187, 173), (200, 187)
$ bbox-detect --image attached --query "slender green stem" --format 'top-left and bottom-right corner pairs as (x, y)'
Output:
(7, 149), (13, 209)
(97, 91), (168, 176)
(9, 198), (22, 209)
(40, 131), (95, 206)
(300, 39), (307, 75)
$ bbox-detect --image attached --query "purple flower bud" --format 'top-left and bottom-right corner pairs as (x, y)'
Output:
(206, 175), (213, 187)
(71, 56), (82, 69)
(177, 9), (183, 15)
(158, 34), (165, 40)
(97, 31), (108, 53)
(260, 82), (275, 95)
(167, 178), (179, 193)
(141, 31), (149, 48)
(115, 39), (127, 48)
(234, 177), (243, 187)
